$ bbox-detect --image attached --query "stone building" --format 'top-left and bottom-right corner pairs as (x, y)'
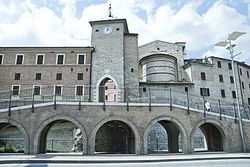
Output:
(0, 18), (250, 154)
(0, 47), (93, 102)
(0, 19), (249, 106)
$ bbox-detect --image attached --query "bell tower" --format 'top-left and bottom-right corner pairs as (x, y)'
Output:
(89, 19), (129, 102)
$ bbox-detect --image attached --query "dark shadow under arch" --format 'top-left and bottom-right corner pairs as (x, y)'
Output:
(147, 120), (182, 153)
(199, 123), (223, 151)
(191, 120), (225, 152)
(144, 116), (188, 154)
(95, 120), (135, 154)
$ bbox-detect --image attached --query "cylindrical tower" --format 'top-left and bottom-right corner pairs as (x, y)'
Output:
(140, 54), (177, 82)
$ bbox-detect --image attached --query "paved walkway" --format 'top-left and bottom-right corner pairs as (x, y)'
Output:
(0, 153), (250, 164)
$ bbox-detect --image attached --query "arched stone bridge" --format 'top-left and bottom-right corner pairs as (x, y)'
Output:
(0, 102), (250, 154)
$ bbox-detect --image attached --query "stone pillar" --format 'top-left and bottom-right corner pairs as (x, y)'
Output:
(168, 130), (179, 153)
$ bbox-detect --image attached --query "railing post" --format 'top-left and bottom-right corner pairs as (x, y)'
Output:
(8, 92), (12, 117)
(149, 88), (151, 112)
(186, 91), (190, 115)
(233, 103), (237, 123)
(248, 106), (250, 119)
(245, 107), (249, 120)
(170, 89), (172, 111)
(32, 87), (35, 113)
(52, 139), (54, 152)
(54, 93), (57, 110)
(78, 95), (81, 111)
(103, 89), (106, 111)
(24, 98), (27, 106)
(218, 99), (222, 120)
(203, 96), (206, 118)
(126, 87), (129, 112)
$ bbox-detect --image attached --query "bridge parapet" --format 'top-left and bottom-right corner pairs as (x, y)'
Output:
(0, 86), (249, 120)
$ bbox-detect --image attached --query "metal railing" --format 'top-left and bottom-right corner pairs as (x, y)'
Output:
(0, 86), (249, 120)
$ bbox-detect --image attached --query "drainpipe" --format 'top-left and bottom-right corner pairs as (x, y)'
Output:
(88, 47), (95, 102)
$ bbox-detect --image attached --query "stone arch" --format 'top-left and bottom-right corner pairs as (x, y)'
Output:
(33, 115), (87, 154)
(144, 116), (188, 154)
(96, 74), (118, 102)
(90, 116), (140, 154)
(0, 118), (30, 154)
(190, 119), (226, 153)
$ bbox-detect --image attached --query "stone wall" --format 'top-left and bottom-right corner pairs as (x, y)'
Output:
(0, 102), (249, 154)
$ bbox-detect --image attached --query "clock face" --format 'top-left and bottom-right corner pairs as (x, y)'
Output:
(103, 26), (113, 34)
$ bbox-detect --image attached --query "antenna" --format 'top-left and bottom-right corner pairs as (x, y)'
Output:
(108, 2), (113, 18)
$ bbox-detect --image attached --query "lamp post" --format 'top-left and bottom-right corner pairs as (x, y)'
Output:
(215, 31), (246, 152)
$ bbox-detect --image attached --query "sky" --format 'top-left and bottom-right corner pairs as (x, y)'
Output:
(0, 0), (250, 64)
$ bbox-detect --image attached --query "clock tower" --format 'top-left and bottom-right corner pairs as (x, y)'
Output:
(89, 19), (130, 102)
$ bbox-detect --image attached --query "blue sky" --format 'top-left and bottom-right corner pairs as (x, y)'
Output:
(0, 0), (250, 64)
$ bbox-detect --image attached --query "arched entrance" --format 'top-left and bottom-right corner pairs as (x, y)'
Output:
(34, 116), (87, 154)
(98, 77), (117, 102)
(192, 122), (224, 152)
(95, 120), (135, 154)
(144, 117), (188, 154)
(147, 121), (182, 153)
(0, 123), (24, 153)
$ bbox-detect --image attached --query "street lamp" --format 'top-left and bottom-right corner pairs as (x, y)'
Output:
(215, 31), (247, 152)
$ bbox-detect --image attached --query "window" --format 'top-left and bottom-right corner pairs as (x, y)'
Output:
(230, 76), (234, 83)
(228, 63), (232, 70)
(221, 90), (225, 98)
(242, 82), (245, 89)
(35, 73), (42, 80)
(249, 84), (250, 90)
(248, 98), (250, 105)
(200, 88), (210, 96)
(12, 85), (20, 96)
(76, 85), (84, 95)
(78, 54), (85, 64)
(240, 68), (242, 75)
(33, 86), (41, 96)
(14, 73), (21, 80)
(217, 61), (221, 68)
(55, 86), (62, 95)
(57, 54), (64, 64)
(232, 91), (236, 98)
(185, 87), (188, 92)
(219, 75), (223, 82)
(16, 54), (24, 64)
(56, 73), (62, 80)
(201, 72), (206, 80)
(36, 54), (44, 64)
(143, 87), (147, 92)
(247, 71), (249, 78)
(77, 73), (83, 80)
(0, 54), (3, 64)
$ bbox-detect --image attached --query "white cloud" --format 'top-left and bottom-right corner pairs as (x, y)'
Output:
(201, 1), (250, 63)
(0, 0), (249, 63)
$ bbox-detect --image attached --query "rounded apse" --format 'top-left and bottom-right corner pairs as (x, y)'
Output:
(140, 54), (177, 82)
